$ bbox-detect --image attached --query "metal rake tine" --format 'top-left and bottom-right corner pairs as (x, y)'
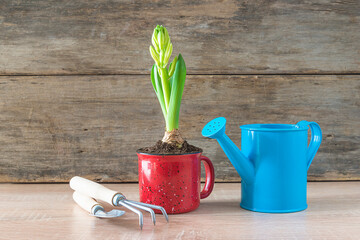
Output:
(126, 200), (169, 222)
(118, 201), (144, 230)
(124, 200), (156, 225)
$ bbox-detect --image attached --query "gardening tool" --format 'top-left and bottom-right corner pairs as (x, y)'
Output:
(73, 191), (125, 218)
(202, 117), (322, 213)
(70, 176), (169, 229)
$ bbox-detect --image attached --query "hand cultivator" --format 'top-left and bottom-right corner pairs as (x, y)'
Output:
(70, 176), (168, 229)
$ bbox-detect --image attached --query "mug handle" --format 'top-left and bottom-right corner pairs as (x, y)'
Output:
(296, 121), (322, 170)
(200, 156), (215, 199)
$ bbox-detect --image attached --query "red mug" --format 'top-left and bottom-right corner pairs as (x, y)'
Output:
(137, 151), (215, 214)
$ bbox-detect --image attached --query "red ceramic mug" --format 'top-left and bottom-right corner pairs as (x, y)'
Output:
(137, 151), (215, 214)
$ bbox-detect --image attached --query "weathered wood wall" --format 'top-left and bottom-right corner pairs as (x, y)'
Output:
(0, 0), (359, 182)
(1, 0), (359, 75)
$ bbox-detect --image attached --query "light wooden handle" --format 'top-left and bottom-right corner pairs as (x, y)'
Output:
(70, 176), (118, 206)
(73, 191), (100, 214)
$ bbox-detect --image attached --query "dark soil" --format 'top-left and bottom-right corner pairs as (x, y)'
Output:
(137, 140), (202, 155)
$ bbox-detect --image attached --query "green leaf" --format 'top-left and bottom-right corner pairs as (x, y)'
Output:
(150, 64), (157, 93)
(152, 64), (167, 120)
(166, 54), (186, 131)
(158, 66), (171, 111)
(169, 75), (173, 91)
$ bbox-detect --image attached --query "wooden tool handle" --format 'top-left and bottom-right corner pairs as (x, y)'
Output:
(70, 176), (118, 206)
(73, 191), (101, 214)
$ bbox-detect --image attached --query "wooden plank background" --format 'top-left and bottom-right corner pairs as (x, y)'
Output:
(0, 0), (359, 75)
(0, 75), (358, 182)
(0, 0), (359, 182)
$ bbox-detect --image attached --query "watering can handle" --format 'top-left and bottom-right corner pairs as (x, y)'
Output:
(296, 121), (322, 170)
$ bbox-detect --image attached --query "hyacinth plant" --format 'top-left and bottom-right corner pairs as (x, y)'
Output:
(149, 25), (186, 147)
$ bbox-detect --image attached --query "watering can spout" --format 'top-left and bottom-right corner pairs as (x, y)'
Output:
(202, 117), (255, 184)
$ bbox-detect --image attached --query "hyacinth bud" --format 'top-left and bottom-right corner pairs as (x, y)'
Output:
(168, 55), (178, 77)
(150, 25), (172, 68)
(151, 34), (159, 52)
(149, 45), (160, 66)
(162, 27), (170, 49)
(164, 43), (173, 65)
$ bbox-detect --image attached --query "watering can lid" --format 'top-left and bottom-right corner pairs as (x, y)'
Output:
(240, 123), (309, 132)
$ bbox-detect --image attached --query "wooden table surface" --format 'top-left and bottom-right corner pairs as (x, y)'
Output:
(0, 182), (359, 240)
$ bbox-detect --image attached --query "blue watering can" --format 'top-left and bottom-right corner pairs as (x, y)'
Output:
(202, 117), (322, 213)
